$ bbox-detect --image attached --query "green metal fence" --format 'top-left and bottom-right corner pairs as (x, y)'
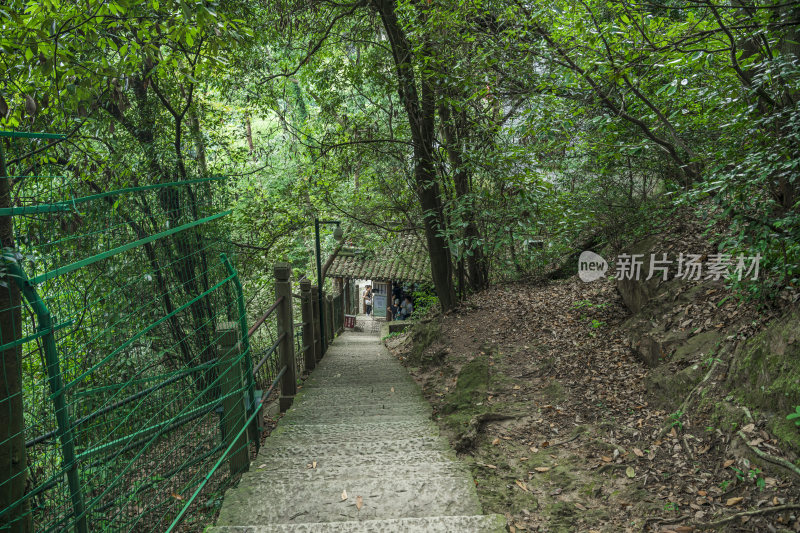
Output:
(0, 131), (300, 531)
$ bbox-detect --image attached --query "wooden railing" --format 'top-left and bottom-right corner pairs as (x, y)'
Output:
(168, 261), (344, 530)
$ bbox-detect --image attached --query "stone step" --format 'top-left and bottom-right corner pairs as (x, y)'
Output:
(279, 405), (431, 424)
(276, 414), (426, 427)
(268, 421), (438, 440)
(285, 402), (427, 416)
(256, 436), (449, 460)
(293, 390), (421, 403)
(252, 451), (461, 473)
(208, 514), (507, 532)
(215, 477), (484, 525)
(259, 430), (443, 450)
(292, 390), (426, 404)
(301, 377), (414, 388)
(247, 460), (471, 482)
(303, 369), (413, 379)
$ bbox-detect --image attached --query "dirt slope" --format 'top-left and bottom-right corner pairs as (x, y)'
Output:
(386, 277), (800, 532)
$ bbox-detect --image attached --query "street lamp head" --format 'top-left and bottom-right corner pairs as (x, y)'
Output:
(333, 225), (344, 242)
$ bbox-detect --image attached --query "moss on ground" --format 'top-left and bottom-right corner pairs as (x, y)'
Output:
(541, 380), (566, 403)
(406, 320), (441, 366)
(441, 355), (490, 414)
(726, 311), (800, 450)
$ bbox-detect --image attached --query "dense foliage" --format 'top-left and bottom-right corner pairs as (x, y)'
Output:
(3, 0), (798, 301)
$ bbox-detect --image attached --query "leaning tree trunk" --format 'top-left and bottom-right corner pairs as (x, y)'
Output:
(373, 0), (457, 310)
(0, 141), (33, 533)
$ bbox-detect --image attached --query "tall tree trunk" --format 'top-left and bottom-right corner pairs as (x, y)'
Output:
(244, 114), (255, 158)
(188, 106), (208, 176)
(0, 142), (33, 533)
(372, 0), (457, 310)
(438, 100), (489, 291)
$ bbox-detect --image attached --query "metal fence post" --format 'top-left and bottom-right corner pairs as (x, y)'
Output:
(275, 263), (297, 412)
(300, 279), (315, 373)
(218, 322), (250, 476)
(5, 261), (88, 532)
(311, 285), (322, 361)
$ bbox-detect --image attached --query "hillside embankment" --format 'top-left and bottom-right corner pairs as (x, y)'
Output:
(385, 217), (800, 532)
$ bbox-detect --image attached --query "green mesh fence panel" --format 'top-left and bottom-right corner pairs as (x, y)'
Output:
(0, 132), (289, 531)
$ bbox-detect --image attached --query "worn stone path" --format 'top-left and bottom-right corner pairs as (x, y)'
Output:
(209, 331), (505, 532)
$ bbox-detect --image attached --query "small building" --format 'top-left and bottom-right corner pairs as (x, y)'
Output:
(328, 236), (431, 321)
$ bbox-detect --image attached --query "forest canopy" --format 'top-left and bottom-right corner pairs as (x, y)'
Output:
(1, 0), (797, 303)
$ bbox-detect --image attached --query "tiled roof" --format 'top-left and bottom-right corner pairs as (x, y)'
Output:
(327, 236), (431, 283)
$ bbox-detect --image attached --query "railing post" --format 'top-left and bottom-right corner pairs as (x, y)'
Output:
(300, 279), (315, 373)
(325, 294), (334, 344)
(336, 295), (343, 333)
(218, 322), (250, 476)
(311, 285), (322, 361)
(274, 263), (297, 412)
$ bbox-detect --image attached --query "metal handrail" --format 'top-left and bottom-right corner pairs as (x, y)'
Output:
(253, 333), (286, 375)
(248, 296), (283, 337)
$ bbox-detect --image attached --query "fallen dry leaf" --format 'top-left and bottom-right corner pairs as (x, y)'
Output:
(171, 492), (183, 501)
(341, 490), (348, 501)
(723, 459), (735, 468)
(356, 495), (363, 510)
(515, 480), (528, 492)
(633, 448), (644, 457)
(533, 467), (550, 473)
(574, 502), (587, 511)
(492, 437), (500, 445)
(725, 496), (743, 507)
(601, 456), (612, 463)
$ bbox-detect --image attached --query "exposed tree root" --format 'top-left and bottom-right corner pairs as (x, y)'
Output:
(641, 514), (691, 532)
(657, 355), (726, 440)
(692, 503), (800, 529)
(548, 432), (581, 448)
(736, 430), (800, 479)
(597, 463), (629, 474)
(455, 412), (519, 452)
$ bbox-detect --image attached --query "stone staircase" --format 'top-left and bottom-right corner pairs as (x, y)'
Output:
(208, 332), (505, 532)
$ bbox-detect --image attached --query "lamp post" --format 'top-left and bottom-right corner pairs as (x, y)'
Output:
(314, 218), (342, 352)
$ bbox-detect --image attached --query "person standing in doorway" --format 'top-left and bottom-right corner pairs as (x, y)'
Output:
(363, 285), (373, 316)
(399, 296), (413, 320)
